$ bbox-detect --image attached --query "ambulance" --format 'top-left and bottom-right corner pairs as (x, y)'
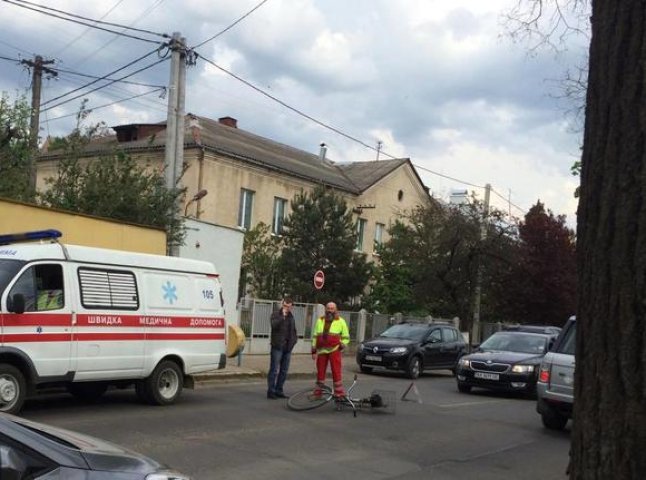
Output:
(0, 229), (229, 414)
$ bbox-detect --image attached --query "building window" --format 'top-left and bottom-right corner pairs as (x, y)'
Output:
(374, 223), (385, 251)
(356, 218), (367, 251)
(238, 189), (254, 229)
(272, 197), (287, 235)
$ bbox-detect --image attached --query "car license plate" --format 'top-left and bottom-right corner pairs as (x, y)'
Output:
(474, 372), (499, 381)
(365, 355), (382, 362)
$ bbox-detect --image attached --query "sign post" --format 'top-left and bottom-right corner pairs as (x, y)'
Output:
(313, 270), (325, 290)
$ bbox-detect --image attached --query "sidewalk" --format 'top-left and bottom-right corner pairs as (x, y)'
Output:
(191, 353), (320, 388)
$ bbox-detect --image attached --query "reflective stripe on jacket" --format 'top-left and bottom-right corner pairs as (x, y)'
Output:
(311, 316), (350, 354)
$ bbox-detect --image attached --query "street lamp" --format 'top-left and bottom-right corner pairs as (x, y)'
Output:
(184, 189), (208, 217)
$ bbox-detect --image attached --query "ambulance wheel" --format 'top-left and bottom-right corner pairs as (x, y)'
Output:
(144, 361), (183, 406)
(0, 364), (27, 415)
(68, 382), (108, 403)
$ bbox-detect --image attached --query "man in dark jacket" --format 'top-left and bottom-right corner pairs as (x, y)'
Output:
(267, 297), (297, 399)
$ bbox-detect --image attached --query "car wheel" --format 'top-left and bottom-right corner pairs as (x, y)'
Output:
(457, 382), (471, 393)
(68, 382), (108, 402)
(541, 405), (568, 430)
(143, 360), (183, 406)
(0, 364), (27, 415)
(359, 365), (373, 374)
(406, 356), (421, 379)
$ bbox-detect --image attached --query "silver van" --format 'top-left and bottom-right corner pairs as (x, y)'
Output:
(536, 316), (576, 430)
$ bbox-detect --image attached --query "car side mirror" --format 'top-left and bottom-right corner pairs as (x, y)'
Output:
(0, 445), (28, 480)
(8, 294), (25, 314)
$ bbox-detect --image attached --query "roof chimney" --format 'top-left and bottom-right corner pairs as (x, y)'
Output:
(218, 116), (238, 128)
(319, 142), (327, 162)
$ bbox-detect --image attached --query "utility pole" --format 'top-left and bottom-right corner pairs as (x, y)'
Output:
(471, 183), (491, 347)
(164, 32), (188, 256)
(376, 140), (383, 161)
(21, 55), (57, 194)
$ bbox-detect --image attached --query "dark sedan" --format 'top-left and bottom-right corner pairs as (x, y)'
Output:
(456, 331), (557, 395)
(0, 413), (189, 479)
(356, 322), (467, 379)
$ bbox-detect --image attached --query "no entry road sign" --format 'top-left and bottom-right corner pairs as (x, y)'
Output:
(313, 270), (325, 290)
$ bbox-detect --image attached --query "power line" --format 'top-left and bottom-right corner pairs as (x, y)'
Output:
(45, 87), (166, 122)
(2, 0), (165, 44)
(412, 164), (486, 190)
(192, 0), (271, 49)
(41, 47), (162, 107)
(0, 38), (32, 55)
(196, 52), (397, 159)
(51, 65), (166, 89)
(0, 54), (20, 63)
(41, 56), (169, 113)
(53, 0), (127, 57)
(8, 0), (168, 38)
(491, 187), (527, 214)
(45, 74), (168, 117)
(194, 52), (498, 196)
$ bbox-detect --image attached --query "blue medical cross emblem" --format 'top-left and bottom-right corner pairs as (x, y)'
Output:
(162, 281), (178, 304)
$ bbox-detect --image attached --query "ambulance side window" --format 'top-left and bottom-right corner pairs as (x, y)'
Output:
(8, 264), (64, 312)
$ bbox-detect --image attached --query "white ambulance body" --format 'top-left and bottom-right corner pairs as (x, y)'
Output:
(0, 232), (226, 414)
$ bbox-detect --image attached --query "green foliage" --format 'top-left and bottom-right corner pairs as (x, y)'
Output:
(240, 222), (284, 299)
(368, 198), (517, 327)
(39, 109), (185, 247)
(280, 186), (372, 304)
(0, 93), (33, 201)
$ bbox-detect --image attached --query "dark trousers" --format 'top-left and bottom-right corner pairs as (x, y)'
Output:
(267, 347), (292, 395)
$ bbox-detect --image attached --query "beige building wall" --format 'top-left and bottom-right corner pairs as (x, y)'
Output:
(35, 146), (428, 259)
(184, 152), (359, 230)
(0, 199), (166, 254)
(347, 164), (430, 258)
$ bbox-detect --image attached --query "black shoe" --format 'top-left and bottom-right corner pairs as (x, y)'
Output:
(275, 392), (288, 399)
(267, 392), (277, 399)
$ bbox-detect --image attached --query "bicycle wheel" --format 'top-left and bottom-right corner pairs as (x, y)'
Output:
(287, 385), (333, 411)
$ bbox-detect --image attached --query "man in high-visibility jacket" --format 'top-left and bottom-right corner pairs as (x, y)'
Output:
(311, 302), (350, 397)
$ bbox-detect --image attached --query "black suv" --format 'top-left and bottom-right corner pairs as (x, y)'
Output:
(356, 322), (467, 379)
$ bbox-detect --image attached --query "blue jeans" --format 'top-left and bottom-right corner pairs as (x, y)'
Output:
(267, 347), (292, 395)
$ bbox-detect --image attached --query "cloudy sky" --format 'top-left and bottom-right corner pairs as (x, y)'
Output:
(0, 0), (588, 225)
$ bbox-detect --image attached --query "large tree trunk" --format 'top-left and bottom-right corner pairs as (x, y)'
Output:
(573, 1), (646, 478)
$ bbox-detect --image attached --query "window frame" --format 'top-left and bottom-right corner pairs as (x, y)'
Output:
(77, 267), (139, 310)
(355, 218), (367, 252)
(272, 196), (287, 235)
(237, 188), (255, 230)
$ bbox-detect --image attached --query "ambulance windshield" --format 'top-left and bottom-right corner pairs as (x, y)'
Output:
(0, 259), (26, 296)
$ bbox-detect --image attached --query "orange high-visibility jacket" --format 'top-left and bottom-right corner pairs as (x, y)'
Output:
(311, 316), (350, 354)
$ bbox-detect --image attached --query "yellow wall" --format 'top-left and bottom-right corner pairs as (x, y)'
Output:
(0, 199), (166, 254)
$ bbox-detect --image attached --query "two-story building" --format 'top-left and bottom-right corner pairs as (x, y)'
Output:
(37, 114), (430, 258)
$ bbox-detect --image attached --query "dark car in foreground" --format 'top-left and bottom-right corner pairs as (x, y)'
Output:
(536, 316), (576, 430)
(0, 413), (190, 479)
(356, 322), (467, 379)
(456, 329), (559, 395)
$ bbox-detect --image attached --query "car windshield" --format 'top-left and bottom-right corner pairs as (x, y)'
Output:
(0, 259), (25, 296)
(479, 332), (547, 354)
(379, 324), (428, 341)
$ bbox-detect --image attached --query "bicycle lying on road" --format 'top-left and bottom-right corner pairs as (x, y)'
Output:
(287, 375), (395, 417)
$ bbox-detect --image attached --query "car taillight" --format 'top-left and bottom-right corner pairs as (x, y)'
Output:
(538, 367), (550, 383)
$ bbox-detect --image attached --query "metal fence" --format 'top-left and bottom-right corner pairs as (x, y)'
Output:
(239, 299), (458, 354)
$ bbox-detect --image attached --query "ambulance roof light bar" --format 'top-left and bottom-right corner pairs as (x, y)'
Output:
(0, 229), (63, 246)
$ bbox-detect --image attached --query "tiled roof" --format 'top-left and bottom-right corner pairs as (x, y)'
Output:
(40, 114), (422, 195)
(338, 158), (409, 192)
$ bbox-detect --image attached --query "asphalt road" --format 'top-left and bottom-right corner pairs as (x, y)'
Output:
(21, 371), (570, 480)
